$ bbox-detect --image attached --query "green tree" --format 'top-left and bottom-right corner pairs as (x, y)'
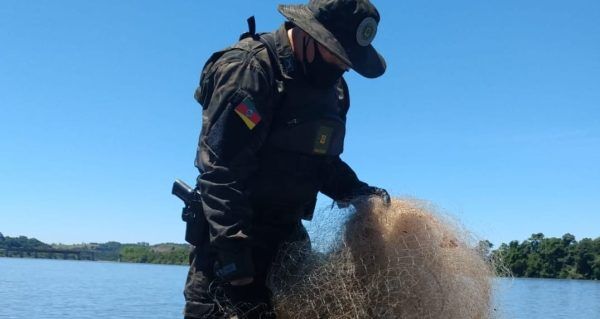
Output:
(493, 234), (600, 280)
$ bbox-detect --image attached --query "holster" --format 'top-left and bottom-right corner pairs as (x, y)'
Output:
(181, 196), (208, 247)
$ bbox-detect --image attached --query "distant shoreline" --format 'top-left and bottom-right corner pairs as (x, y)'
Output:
(0, 234), (191, 265)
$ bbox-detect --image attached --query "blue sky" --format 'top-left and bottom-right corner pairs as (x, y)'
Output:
(1, 0), (598, 246)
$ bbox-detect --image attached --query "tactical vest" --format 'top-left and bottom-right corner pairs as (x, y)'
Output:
(249, 30), (350, 223)
(265, 84), (349, 221)
(249, 25), (349, 157)
(267, 76), (348, 157)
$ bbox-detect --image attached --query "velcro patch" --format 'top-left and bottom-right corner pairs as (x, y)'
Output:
(313, 125), (334, 154)
(234, 97), (261, 130)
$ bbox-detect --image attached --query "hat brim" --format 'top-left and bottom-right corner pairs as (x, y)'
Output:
(278, 4), (386, 78)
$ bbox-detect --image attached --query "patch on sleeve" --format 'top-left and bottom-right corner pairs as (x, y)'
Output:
(234, 97), (262, 130)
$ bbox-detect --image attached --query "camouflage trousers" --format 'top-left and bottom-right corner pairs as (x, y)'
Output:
(183, 222), (309, 319)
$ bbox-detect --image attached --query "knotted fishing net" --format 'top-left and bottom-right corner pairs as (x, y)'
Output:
(268, 197), (497, 319)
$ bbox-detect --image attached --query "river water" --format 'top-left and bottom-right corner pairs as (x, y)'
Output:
(1, 258), (599, 318)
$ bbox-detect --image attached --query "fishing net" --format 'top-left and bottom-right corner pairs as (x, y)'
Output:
(268, 197), (497, 319)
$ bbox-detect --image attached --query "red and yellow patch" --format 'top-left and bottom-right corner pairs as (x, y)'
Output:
(234, 97), (261, 130)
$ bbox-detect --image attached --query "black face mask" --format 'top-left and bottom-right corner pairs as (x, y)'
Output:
(302, 38), (346, 88)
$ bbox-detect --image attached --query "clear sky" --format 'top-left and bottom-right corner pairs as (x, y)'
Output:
(1, 0), (598, 247)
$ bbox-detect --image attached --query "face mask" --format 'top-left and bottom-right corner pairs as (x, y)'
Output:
(302, 38), (346, 88)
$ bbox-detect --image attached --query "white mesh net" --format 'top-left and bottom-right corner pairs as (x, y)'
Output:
(268, 197), (497, 319)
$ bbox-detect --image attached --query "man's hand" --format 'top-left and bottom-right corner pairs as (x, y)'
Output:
(229, 277), (254, 286)
(353, 185), (391, 206)
(336, 185), (391, 208)
(365, 186), (391, 206)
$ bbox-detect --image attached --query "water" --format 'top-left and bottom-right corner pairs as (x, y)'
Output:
(1, 258), (600, 319)
(494, 277), (600, 319)
(0, 258), (188, 318)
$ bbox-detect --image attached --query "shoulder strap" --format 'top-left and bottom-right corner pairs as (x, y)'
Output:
(240, 16), (285, 94)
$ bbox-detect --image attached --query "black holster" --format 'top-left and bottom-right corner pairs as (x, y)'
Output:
(173, 179), (208, 247)
(182, 205), (207, 247)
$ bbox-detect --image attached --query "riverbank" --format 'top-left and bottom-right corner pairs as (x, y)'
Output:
(0, 234), (190, 265)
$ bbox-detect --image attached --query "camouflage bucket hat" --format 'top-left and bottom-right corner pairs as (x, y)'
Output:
(278, 0), (386, 78)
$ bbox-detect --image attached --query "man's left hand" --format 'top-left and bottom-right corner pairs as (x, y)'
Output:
(338, 185), (391, 207)
(361, 186), (391, 206)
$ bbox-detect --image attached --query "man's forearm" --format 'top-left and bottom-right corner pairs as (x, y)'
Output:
(320, 156), (368, 201)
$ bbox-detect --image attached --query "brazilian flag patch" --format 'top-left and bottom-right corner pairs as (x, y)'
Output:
(234, 97), (261, 130)
(313, 126), (333, 154)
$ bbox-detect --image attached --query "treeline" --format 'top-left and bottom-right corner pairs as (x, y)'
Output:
(0, 232), (190, 265)
(0, 233), (51, 250)
(492, 233), (600, 280)
(119, 243), (189, 264)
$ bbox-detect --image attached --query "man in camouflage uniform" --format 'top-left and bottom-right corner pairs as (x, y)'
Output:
(184, 0), (389, 318)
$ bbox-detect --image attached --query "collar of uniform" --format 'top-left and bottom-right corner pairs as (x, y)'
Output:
(274, 23), (296, 80)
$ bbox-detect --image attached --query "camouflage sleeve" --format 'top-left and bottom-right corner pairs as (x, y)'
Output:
(319, 156), (368, 202)
(194, 50), (273, 280)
